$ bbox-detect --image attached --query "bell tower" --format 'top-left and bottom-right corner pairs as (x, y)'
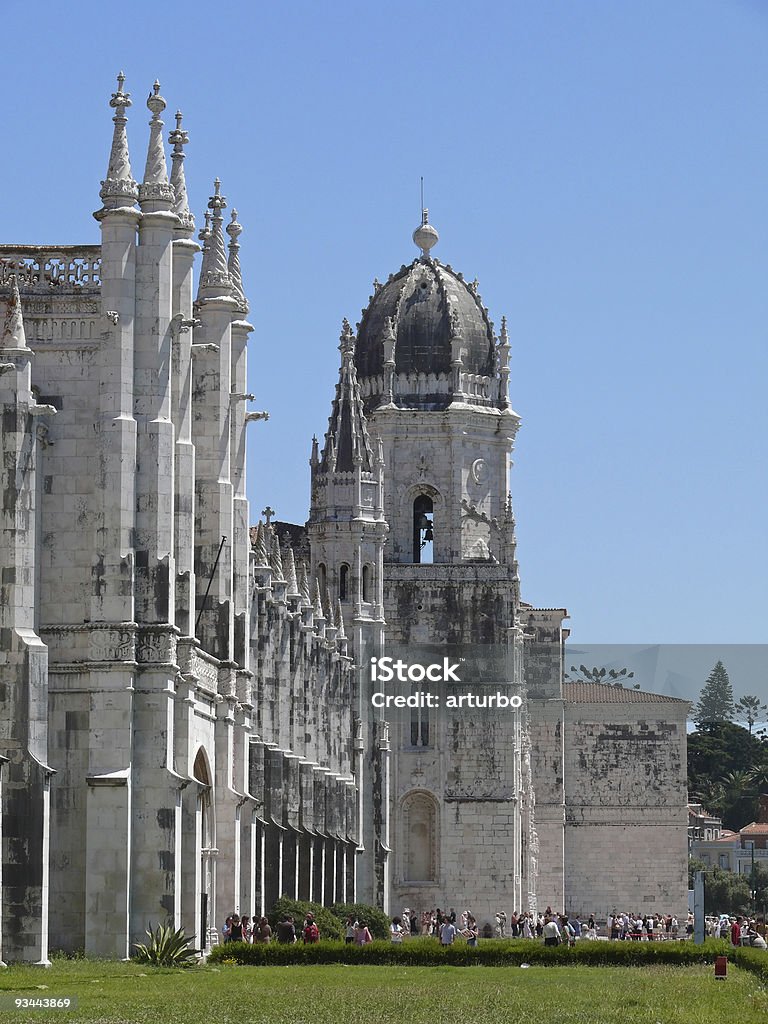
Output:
(351, 214), (542, 922)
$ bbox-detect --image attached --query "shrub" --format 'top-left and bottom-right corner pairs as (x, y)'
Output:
(732, 946), (768, 984)
(133, 922), (199, 966)
(267, 896), (345, 941)
(331, 902), (391, 940)
(207, 936), (731, 968)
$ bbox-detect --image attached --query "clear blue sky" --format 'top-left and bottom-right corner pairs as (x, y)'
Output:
(3, 1), (766, 650)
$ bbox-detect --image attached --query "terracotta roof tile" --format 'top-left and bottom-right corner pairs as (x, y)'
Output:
(563, 681), (690, 705)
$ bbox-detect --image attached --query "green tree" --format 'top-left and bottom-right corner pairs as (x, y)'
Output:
(688, 856), (707, 889)
(713, 770), (757, 830)
(702, 866), (752, 916)
(751, 863), (768, 911)
(693, 661), (736, 728)
(747, 757), (768, 793)
(736, 695), (768, 736)
(687, 721), (764, 830)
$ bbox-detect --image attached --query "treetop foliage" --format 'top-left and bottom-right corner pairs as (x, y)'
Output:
(693, 660), (736, 728)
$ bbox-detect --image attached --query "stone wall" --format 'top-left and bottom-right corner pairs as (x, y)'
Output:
(563, 690), (689, 919)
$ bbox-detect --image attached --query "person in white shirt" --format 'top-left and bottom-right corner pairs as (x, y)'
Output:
(542, 916), (561, 947)
(440, 920), (456, 946)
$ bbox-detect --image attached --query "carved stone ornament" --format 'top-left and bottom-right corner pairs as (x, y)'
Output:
(470, 458), (489, 485)
(100, 178), (139, 202)
(136, 630), (177, 664)
(138, 181), (176, 203)
(89, 628), (136, 662)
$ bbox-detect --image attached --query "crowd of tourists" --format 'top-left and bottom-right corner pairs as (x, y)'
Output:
(219, 906), (767, 948)
(707, 914), (767, 948)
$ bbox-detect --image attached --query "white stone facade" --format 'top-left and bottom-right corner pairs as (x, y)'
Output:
(0, 75), (690, 961)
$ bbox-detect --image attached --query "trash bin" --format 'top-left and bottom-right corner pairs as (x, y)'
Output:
(714, 955), (727, 980)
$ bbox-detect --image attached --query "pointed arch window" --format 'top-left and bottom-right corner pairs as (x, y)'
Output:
(317, 563), (327, 593)
(339, 563), (350, 601)
(362, 563), (372, 603)
(413, 495), (434, 564)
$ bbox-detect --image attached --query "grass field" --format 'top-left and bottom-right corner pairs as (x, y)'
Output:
(0, 960), (766, 1024)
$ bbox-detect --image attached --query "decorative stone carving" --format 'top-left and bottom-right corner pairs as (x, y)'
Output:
(88, 628), (136, 662)
(136, 629), (177, 664)
(0, 251), (102, 292)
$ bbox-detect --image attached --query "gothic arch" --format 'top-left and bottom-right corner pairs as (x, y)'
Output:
(400, 789), (439, 883)
(401, 484), (443, 564)
(192, 746), (215, 846)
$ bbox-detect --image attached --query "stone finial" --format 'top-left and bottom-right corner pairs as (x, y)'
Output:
(339, 318), (355, 358)
(269, 532), (285, 580)
(335, 600), (346, 640)
(312, 578), (324, 619)
(310, 435), (320, 468)
(413, 208), (439, 257)
(197, 179), (232, 298)
(168, 110), (194, 231)
(324, 587), (335, 627)
(382, 316), (396, 343)
(139, 80), (174, 207)
(449, 307), (463, 341)
(198, 210), (212, 247)
(284, 546), (299, 596)
(226, 208), (248, 313)
(499, 315), (509, 346)
(99, 71), (139, 208)
(298, 561), (311, 604)
(253, 521), (269, 566)
(1, 275), (28, 351)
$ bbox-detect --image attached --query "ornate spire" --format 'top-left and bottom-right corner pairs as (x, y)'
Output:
(168, 110), (194, 231)
(1, 276), (28, 351)
(226, 209), (248, 314)
(269, 531), (285, 580)
(198, 209), (212, 255)
(319, 319), (374, 474)
(498, 315), (511, 409)
(253, 521), (269, 566)
(284, 546), (299, 596)
(100, 71), (139, 208)
(139, 81), (174, 207)
(298, 561), (311, 604)
(197, 179), (232, 299)
(312, 578), (324, 619)
(324, 587), (335, 627)
(335, 599), (346, 640)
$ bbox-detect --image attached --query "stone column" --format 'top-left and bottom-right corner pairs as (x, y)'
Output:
(192, 181), (237, 661)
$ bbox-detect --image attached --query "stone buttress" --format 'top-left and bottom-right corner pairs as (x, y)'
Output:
(0, 277), (56, 964)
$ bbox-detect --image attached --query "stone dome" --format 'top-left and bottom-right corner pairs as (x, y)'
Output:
(354, 258), (496, 382)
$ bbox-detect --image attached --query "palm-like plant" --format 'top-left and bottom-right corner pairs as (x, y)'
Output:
(736, 695), (768, 736)
(133, 922), (199, 966)
(747, 760), (768, 793)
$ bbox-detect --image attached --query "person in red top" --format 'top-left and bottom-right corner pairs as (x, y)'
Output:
(303, 912), (320, 943)
(730, 917), (742, 947)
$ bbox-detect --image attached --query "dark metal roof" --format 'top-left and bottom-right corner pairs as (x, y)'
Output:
(355, 258), (495, 379)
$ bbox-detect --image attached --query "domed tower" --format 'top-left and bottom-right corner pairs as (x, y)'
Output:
(355, 210), (519, 575)
(350, 213), (545, 924)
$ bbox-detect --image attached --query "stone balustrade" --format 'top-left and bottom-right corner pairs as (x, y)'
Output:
(0, 245), (101, 293)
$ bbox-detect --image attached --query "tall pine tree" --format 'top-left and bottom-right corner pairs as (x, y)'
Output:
(693, 660), (736, 728)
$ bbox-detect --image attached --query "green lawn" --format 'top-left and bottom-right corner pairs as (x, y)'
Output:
(0, 960), (765, 1024)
